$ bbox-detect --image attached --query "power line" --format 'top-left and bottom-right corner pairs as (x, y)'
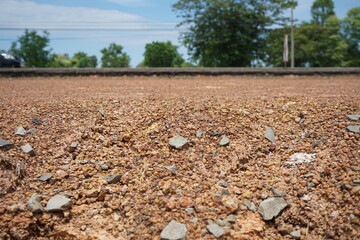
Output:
(0, 27), (185, 32)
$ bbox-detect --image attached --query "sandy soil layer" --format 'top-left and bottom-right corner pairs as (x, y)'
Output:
(0, 75), (359, 239)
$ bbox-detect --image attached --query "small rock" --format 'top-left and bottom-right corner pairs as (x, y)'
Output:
(60, 165), (70, 171)
(226, 214), (236, 223)
(98, 109), (105, 117)
(20, 144), (35, 156)
(219, 137), (230, 146)
(221, 189), (231, 196)
(32, 117), (41, 125)
(104, 174), (122, 184)
(185, 208), (194, 214)
(26, 194), (44, 213)
(349, 214), (357, 221)
(217, 219), (226, 227)
(295, 117), (304, 124)
(347, 125), (360, 133)
(222, 195), (239, 213)
(286, 153), (316, 165)
(100, 164), (109, 170)
(160, 220), (187, 240)
(190, 218), (198, 223)
(264, 127), (276, 143)
(169, 136), (188, 149)
(243, 199), (257, 212)
(302, 195), (311, 202)
(307, 182), (315, 188)
(45, 195), (72, 212)
(303, 173), (315, 178)
(80, 160), (89, 164)
(219, 181), (228, 188)
(68, 142), (79, 152)
(26, 128), (37, 135)
(15, 126), (27, 136)
(353, 180), (360, 184)
(168, 165), (177, 175)
(330, 211), (339, 217)
(210, 132), (222, 137)
(196, 131), (203, 138)
(346, 113), (360, 121)
(290, 230), (301, 239)
(0, 138), (13, 148)
(270, 188), (286, 197)
(258, 197), (289, 221)
(38, 174), (53, 182)
(206, 224), (225, 238)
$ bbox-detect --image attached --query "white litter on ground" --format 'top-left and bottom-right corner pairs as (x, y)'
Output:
(286, 153), (316, 165)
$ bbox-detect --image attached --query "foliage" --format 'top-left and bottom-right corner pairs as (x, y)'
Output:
(265, 24), (348, 67)
(100, 43), (130, 68)
(72, 52), (97, 68)
(49, 52), (98, 68)
(10, 30), (52, 67)
(343, 7), (360, 66)
(143, 41), (184, 67)
(49, 54), (73, 68)
(311, 0), (335, 26)
(173, 0), (297, 67)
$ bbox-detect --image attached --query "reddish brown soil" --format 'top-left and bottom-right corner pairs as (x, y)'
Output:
(0, 75), (359, 240)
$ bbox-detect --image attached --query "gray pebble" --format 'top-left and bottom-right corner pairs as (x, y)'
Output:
(270, 188), (286, 197)
(206, 224), (224, 238)
(26, 194), (44, 213)
(196, 131), (203, 138)
(219, 137), (230, 146)
(160, 220), (187, 240)
(290, 230), (301, 239)
(346, 113), (360, 121)
(100, 164), (109, 170)
(38, 174), (53, 182)
(243, 199), (257, 212)
(103, 174), (122, 184)
(258, 197), (289, 221)
(264, 127), (276, 143)
(347, 125), (360, 133)
(219, 181), (228, 188)
(169, 136), (188, 149)
(45, 195), (72, 212)
(185, 208), (194, 214)
(15, 126), (27, 136)
(0, 138), (13, 148)
(168, 165), (177, 175)
(226, 214), (236, 223)
(20, 144), (35, 156)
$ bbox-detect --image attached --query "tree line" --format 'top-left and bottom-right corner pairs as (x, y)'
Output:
(3, 0), (360, 68)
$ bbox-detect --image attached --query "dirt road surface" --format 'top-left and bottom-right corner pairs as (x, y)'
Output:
(0, 75), (359, 239)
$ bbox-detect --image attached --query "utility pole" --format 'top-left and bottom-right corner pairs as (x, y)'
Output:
(291, 7), (295, 68)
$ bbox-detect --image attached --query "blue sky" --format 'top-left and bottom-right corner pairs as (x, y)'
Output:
(0, 0), (359, 67)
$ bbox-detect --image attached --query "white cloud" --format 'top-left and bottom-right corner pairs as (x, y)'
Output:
(0, 0), (148, 30)
(106, 0), (149, 7)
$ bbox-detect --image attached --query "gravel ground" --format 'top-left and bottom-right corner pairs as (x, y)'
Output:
(0, 75), (359, 240)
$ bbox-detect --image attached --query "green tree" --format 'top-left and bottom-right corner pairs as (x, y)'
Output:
(173, 0), (297, 67)
(72, 52), (97, 68)
(265, 23), (347, 67)
(311, 0), (335, 26)
(100, 43), (130, 68)
(143, 41), (184, 67)
(10, 30), (52, 67)
(49, 54), (73, 68)
(343, 7), (360, 66)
